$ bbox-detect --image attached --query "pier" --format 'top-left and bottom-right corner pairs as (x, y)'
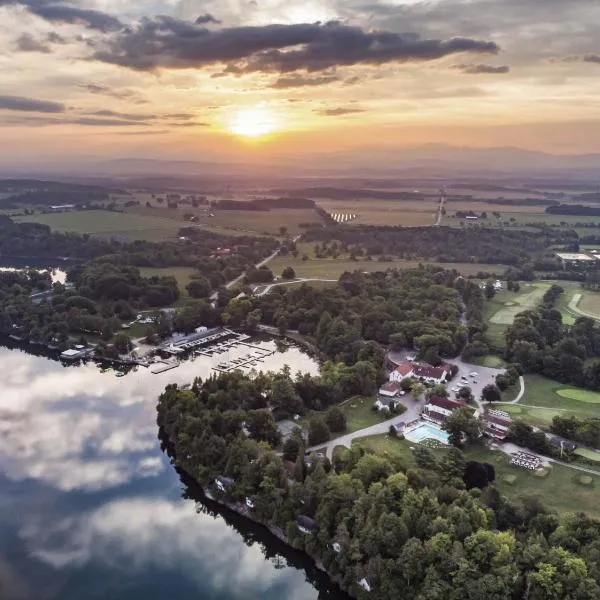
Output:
(211, 341), (275, 373)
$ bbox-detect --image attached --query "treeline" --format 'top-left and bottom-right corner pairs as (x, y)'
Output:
(214, 197), (316, 210)
(3, 190), (109, 207)
(505, 308), (600, 389)
(546, 204), (600, 216)
(224, 267), (468, 366)
(272, 187), (425, 201)
(158, 376), (600, 600)
(551, 415), (600, 449)
(302, 226), (553, 266)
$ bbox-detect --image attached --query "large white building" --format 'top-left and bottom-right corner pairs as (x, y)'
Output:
(389, 362), (448, 385)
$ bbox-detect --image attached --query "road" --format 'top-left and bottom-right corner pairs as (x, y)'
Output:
(209, 247), (282, 301)
(254, 278), (337, 297)
(434, 189), (446, 226)
(308, 396), (426, 459)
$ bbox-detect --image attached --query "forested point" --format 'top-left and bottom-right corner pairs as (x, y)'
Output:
(158, 373), (600, 600)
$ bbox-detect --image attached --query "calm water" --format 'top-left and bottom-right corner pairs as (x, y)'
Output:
(0, 342), (347, 600)
(0, 266), (67, 284)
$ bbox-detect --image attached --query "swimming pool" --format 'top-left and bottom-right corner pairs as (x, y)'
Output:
(405, 423), (450, 445)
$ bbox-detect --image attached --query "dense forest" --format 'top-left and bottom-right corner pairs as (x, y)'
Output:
(302, 226), (566, 266)
(224, 267), (473, 366)
(158, 375), (600, 600)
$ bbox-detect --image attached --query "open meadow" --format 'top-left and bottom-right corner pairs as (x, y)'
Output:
(16, 210), (182, 241)
(138, 266), (198, 296)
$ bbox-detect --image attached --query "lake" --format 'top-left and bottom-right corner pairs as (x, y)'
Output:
(0, 342), (348, 600)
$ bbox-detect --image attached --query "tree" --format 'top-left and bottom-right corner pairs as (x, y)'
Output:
(411, 382), (426, 401)
(308, 416), (331, 446)
(442, 407), (483, 447)
(278, 226), (288, 236)
(245, 410), (281, 446)
(281, 266), (296, 280)
(282, 427), (304, 461)
(186, 277), (211, 298)
(484, 283), (496, 300)
(495, 374), (509, 391)
(325, 406), (347, 433)
(482, 384), (501, 403)
(457, 386), (473, 401)
(270, 375), (303, 417)
(113, 332), (132, 354)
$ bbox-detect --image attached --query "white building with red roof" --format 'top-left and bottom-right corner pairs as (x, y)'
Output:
(483, 410), (512, 441)
(389, 363), (414, 382)
(423, 395), (469, 424)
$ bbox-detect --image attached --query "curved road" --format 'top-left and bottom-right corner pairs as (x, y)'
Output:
(254, 278), (337, 297)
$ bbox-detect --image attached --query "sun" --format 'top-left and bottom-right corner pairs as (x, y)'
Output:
(228, 106), (280, 139)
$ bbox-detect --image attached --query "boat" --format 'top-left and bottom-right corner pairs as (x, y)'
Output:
(115, 371), (125, 377)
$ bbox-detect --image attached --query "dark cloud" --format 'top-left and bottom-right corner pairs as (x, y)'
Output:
(14, 32), (51, 53)
(0, 0), (122, 32)
(270, 74), (340, 88)
(455, 63), (510, 74)
(83, 109), (197, 123)
(195, 13), (221, 25)
(315, 107), (365, 116)
(0, 94), (65, 113)
(91, 17), (499, 73)
(72, 117), (149, 126)
(583, 54), (600, 64)
(80, 83), (148, 104)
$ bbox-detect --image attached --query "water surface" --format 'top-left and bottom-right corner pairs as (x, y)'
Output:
(0, 344), (346, 600)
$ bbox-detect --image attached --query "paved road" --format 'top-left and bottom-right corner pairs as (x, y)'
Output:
(254, 278), (337, 297)
(308, 396), (426, 459)
(434, 190), (446, 226)
(210, 248), (282, 301)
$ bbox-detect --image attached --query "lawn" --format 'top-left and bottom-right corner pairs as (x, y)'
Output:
(341, 396), (404, 433)
(471, 355), (507, 368)
(575, 291), (600, 320)
(488, 283), (550, 325)
(575, 448), (600, 462)
(139, 266), (198, 295)
(556, 388), (600, 403)
(351, 435), (600, 517)
(16, 210), (182, 241)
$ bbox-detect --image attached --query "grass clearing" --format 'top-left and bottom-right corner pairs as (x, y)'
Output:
(556, 388), (600, 403)
(341, 396), (404, 433)
(575, 448), (600, 462)
(577, 292), (600, 320)
(268, 256), (507, 280)
(488, 283), (550, 325)
(16, 210), (181, 241)
(471, 355), (506, 368)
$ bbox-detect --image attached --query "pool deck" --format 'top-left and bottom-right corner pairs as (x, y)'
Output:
(404, 421), (450, 445)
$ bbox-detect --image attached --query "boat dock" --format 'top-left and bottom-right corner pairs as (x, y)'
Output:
(151, 360), (180, 374)
(212, 341), (275, 372)
(160, 327), (243, 355)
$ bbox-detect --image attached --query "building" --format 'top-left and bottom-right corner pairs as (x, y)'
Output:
(483, 412), (512, 441)
(296, 515), (316, 535)
(60, 346), (92, 361)
(412, 364), (448, 385)
(423, 395), (466, 424)
(549, 436), (578, 454)
(389, 362), (414, 382)
(556, 252), (596, 270)
(215, 475), (234, 493)
(378, 381), (402, 398)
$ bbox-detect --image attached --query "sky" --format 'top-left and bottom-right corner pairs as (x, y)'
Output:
(1, 0), (600, 165)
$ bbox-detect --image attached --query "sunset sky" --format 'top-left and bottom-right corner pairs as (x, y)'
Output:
(1, 0), (600, 164)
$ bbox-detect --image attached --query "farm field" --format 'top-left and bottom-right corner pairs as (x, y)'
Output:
(127, 204), (321, 236)
(315, 199), (439, 226)
(138, 267), (198, 296)
(350, 435), (600, 517)
(268, 256), (508, 280)
(16, 210), (182, 241)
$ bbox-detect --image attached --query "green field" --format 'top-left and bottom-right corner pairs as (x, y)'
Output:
(341, 396), (404, 433)
(139, 267), (198, 295)
(471, 355), (507, 368)
(16, 210), (182, 241)
(268, 256), (507, 280)
(575, 448), (600, 462)
(488, 283), (550, 325)
(556, 388), (600, 403)
(353, 435), (600, 517)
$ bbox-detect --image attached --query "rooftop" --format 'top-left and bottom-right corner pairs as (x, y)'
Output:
(412, 364), (447, 379)
(394, 363), (413, 377)
(556, 252), (595, 261)
(427, 395), (465, 411)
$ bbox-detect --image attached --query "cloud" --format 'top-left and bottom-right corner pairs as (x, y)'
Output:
(0, 0), (123, 32)
(270, 73), (339, 88)
(455, 63), (510, 74)
(14, 32), (51, 52)
(80, 83), (149, 104)
(0, 95), (65, 113)
(91, 17), (499, 73)
(315, 106), (365, 116)
(583, 54), (600, 64)
(195, 13), (221, 25)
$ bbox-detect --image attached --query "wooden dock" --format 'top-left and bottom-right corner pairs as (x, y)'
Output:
(151, 361), (180, 374)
